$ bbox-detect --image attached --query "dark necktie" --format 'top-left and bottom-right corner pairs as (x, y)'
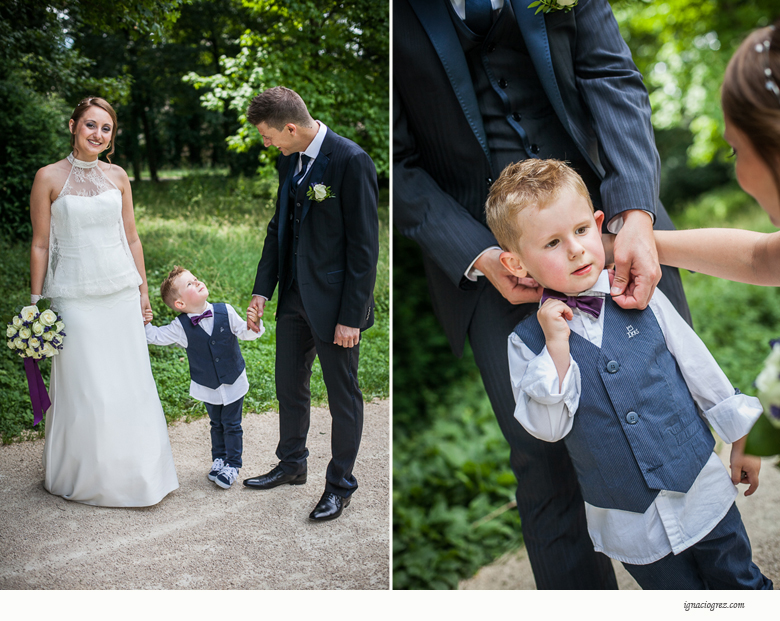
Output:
(540, 289), (604, 319)
(292, 153), (311, 187)
(190, 309), (213, 326)
(464, 0), (493, 36)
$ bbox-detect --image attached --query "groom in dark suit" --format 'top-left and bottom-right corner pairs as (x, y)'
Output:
(394, 0), (691, 587)
(243, 87), (379, 522)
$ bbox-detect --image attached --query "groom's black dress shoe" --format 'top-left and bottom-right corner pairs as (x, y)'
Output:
(243, 465), (307, 489)
(308, 491), (350, 521)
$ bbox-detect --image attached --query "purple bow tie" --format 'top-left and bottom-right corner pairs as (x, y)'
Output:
(190, 309), (213, 326)
(540, 289), (604, 319)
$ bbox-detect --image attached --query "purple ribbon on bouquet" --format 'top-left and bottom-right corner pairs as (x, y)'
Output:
(23, 357), (51, 426)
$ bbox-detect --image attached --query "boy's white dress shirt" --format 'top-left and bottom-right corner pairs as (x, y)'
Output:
(145, 302), (263, 406)
(508, 270), (762, 564)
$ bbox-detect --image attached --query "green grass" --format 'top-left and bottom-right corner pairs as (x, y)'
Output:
(0, 174), (388, 442)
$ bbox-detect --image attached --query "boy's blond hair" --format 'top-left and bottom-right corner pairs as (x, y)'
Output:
(160, 265), (188, 310)
(485, 159), (594, 255)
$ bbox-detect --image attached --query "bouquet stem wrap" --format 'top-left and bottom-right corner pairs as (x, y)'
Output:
(23, 357), (51, 426)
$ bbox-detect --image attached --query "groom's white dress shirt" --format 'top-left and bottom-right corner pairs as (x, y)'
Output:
(508, 270), (762, 564)
(145, 302), (263, 406)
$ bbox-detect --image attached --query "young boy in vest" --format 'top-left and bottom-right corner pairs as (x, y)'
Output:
(485, 159), (771, 589)
(145, 266), (263, 489)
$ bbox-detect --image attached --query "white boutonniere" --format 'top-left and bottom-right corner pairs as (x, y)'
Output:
(307, 183), (335, 202)
(528, 0), (577, 15)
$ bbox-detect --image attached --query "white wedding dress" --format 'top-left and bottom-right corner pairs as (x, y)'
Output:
(41, 154), (178, 506)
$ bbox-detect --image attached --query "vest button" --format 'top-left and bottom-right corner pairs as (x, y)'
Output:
(512, 112), (522, 122)
(498, 78), (508, 89)
(211, 340), (216, 345)
(487, 43), (496, 53)
(486, 177), (493, 186)
(531, 144), (540, 154)
(215, 357), (220, 363)
(606, 360), (620, 373)
(626, 411), (639, 424)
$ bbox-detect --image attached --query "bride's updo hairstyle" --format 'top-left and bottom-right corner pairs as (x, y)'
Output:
(722, 21), (780, 200)
(69, 96), (118, 163)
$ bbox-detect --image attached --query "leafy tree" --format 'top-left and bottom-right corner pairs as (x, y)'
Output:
(185, 0), (390, 179)
(614, 0), (778, 166)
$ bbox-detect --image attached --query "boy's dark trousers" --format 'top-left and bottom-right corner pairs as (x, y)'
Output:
(205, 397), (243, 468)
(622, 503), (772, 589)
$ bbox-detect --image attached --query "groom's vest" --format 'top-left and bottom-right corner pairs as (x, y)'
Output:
(513, 298), (715, 513)
(178, 303), (245, 389)
(448, 0), (603, 209)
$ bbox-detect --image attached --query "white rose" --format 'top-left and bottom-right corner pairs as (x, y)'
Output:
(6, 339), (15, 350)
(557, 0), (576, 6)
(42, 342), (58, 358)
(20, 305), (39, 323)
(32, 322), (44, 336)
(39, 308), (57, 326)
(55, 321), (65, 332)
(14, 337), (25, 349)
(313, 184), (327, 201)
(12, 316), (22, 328)
(24, 347), (36, 358)
(43, 331), (54, 341)
(19, 327), (31, 340)
(6, 325), (17, 338)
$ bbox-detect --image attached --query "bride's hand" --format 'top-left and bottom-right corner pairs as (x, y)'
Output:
(140, 293), (153, 325)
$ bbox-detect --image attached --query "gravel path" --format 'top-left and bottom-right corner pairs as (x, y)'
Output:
(460, 444), (780, 590)
(0, 399), (389, 590)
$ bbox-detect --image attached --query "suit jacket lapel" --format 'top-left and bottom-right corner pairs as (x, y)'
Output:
(278, 154), (296, 264)
(300, 132), (332, 223)
(408, 0), (490, 165)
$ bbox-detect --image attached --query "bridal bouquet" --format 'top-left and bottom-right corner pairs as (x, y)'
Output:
(5, 300), (65, 426)
(6, 303), (65, 360)
(745, 339), (780, 459)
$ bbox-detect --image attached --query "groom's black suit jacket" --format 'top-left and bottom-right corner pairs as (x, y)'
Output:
(394, 0), (687, 357)
(253, 129), (379, 342)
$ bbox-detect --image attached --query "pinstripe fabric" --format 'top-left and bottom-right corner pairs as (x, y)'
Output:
(623, 504), (772, 589)
(514, 298), (714, 513)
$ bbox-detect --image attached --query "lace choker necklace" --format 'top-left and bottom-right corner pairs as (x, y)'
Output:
(67, 153), (99, 169)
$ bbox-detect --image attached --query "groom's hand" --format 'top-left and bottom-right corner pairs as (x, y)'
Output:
(247, 295), (266, 333)
(334, 324), (360, 348)
(610, 210), (660, 310)
(474, 248), (543, 305)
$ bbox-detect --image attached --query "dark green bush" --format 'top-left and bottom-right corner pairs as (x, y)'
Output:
(0, 81), (69, 240)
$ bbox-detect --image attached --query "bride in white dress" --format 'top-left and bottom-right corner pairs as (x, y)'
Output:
(29, 97), (178, 507)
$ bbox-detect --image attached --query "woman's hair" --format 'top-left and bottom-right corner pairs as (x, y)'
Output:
(69, 96), (118, 162)
(722, 21), (780, 200)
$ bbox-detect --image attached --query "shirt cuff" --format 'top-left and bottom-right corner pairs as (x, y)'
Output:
(606, 209), (655, 234)
(521, 347), (581, 416)
(705, 392), (763, 444)
(465, 246), (503, 281)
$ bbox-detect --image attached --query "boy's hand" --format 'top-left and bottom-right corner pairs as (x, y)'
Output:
(538, 298), (572, 343)
(538, 299), (572, 391)
(246, 305), (259, 325)
(730, 437), (761, 496)
(143, 306), (153, 326)
(247, 296), (266, 333)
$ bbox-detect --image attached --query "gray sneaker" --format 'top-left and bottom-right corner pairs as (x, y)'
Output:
(208, 458), (225, 482)
(215, 464), (239, 489)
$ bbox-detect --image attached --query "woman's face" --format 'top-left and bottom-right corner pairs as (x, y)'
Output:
(724, 115), (780, 225)
(69, 106), (113, 160)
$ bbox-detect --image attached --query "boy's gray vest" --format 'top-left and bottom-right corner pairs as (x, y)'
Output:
(513, 298), (715, 513)
(178, 303), (245, 389)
